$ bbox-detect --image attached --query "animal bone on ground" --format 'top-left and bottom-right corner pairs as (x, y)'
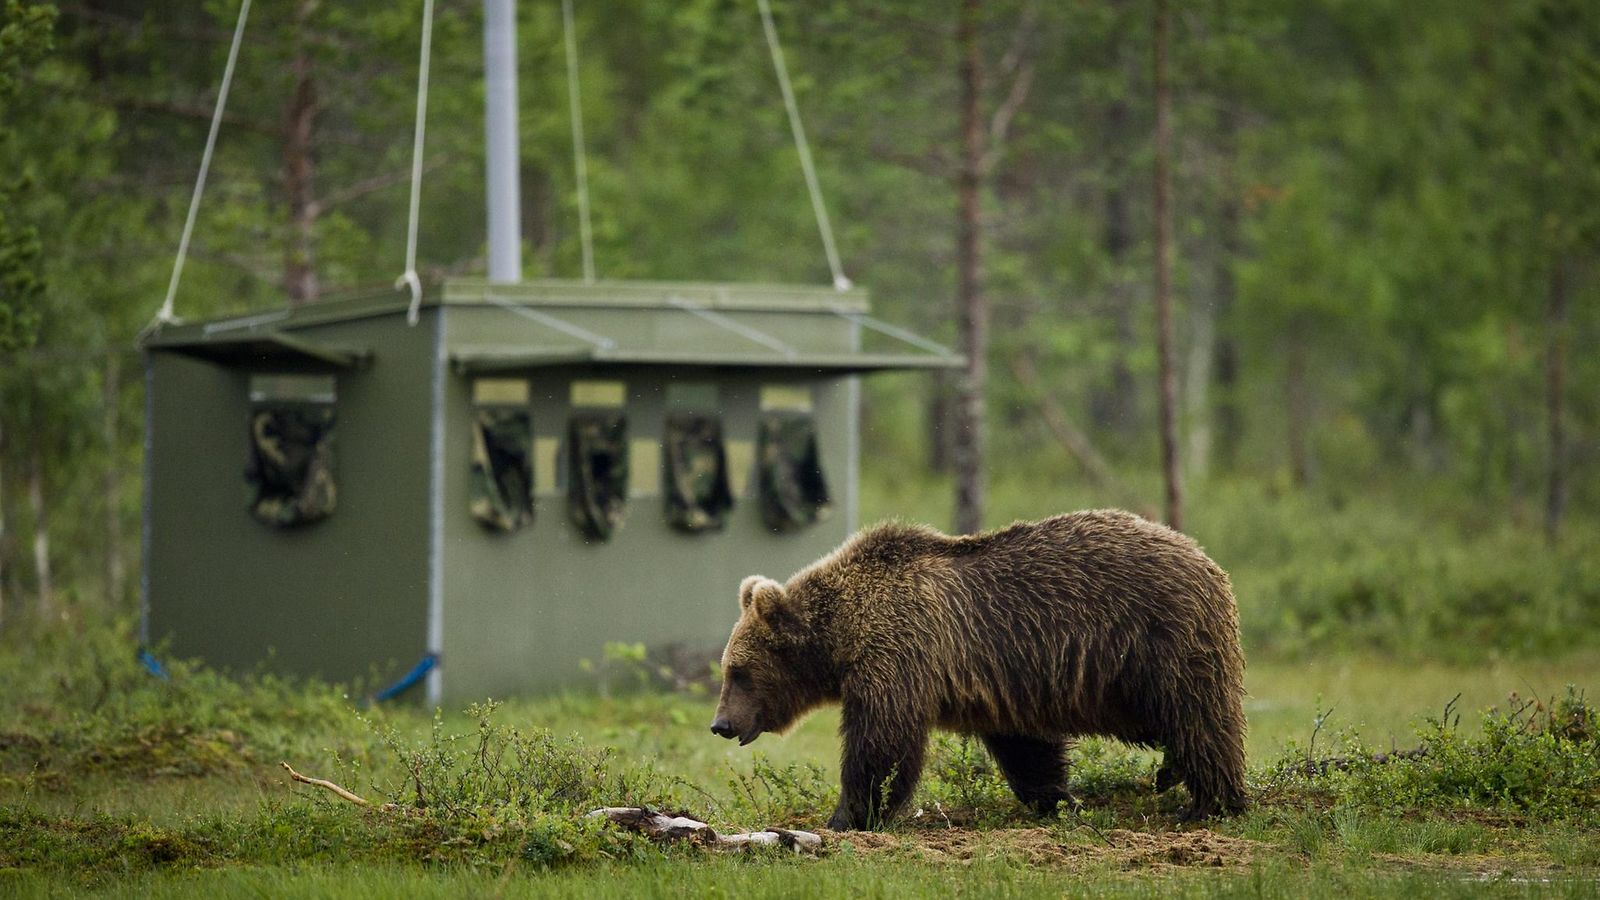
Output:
(586, 807), (822, 854)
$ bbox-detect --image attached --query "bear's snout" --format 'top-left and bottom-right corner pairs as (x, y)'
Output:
(709, 717), (737, 740)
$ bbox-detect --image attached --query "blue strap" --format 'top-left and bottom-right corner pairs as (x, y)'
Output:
(373, 652), (439, 703)
(138, 648), (171, 681)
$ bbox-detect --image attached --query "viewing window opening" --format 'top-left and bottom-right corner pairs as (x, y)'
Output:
(664, 414), (734, 533)
(568, 411), (629, 541)
(244, 375), (337, 528)
(758, 413), (831, 532)
(469, 379), (533, 533)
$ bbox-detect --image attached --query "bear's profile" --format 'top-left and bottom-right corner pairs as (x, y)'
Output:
(709, 510), (1248, 830)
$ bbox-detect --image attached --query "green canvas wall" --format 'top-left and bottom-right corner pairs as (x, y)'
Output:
(141, 281), (954, 702)
(437, 364), (854, 698)
(144, 313), (436, 688)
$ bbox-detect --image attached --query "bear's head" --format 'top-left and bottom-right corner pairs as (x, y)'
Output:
(709, 574), (828, 746)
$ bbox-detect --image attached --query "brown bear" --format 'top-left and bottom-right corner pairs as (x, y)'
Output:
(709, 509), (1248, 831)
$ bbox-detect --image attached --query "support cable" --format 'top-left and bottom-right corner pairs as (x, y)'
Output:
(562, 0), (597, 284)
(401, 0), (437, 325)
(150, 0), (252, 330)
(755, 0), (851, 292)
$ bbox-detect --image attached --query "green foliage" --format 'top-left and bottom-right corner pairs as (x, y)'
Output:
(917, 735), (1015, 827)
(863, 472), (1600, 663)
(373, 700), (671, 821)
(0, 0), (55, 353)
(0, 616), (369, 784)
(0, 614), (1598, 891)
(724, 753), (833, 827)
(1193, 482), (1600, 661)
(1315, 687), (1600, 818)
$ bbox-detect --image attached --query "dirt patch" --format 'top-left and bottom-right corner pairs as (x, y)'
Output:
(825, 825), (1263, 870)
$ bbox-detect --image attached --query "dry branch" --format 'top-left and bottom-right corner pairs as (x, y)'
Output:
(1008, 353), (1150, 518)
(276, 766), (820, 856)
(281, 761), (371, 807)
(1292, 747), (1429, 777)
(586, 807), (822, 855)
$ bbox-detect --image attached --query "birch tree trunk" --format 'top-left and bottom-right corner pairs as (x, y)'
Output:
(0, 417), (7, 631)
(28, 445), (53, 621)
(283, 0), (321, 306)
(104, 354), (126, 608)
(1286, 317), (1312, 488)
(1184, 297), (1216, 480)
(1212, 201), (1242, 471)
(952, 0), (988, 535)
(1544, 259), (1569, 543)
(1151, 0), (1184, 531)
(1094, 97), (1139, 437)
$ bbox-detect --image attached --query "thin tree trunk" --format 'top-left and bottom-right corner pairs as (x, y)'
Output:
(283, 0), (321, 305)
(953, 0), (987, 535)
(1212, 106), (1243, 472)
(1093, 96), (1138, 436)
(1286, 318), (1311, 487)
(1009, 353), (1145, 511)
(1184, 296), (1216, 480)
(1151, 0), (1183, 531)
(104, 354), (126, 608)
(1212, 248), (1241, 470)
(1545, 259), (1569, 543)
(0, 416), (7, 631)
(926, 371), (955, 473)
(28, 445), (52, 621)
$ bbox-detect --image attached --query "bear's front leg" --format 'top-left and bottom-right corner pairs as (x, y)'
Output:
(981, 733), (1072, 815)
(827, 693), (929, 831)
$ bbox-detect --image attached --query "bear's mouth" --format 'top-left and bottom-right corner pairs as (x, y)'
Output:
(737, 727), (762, 746)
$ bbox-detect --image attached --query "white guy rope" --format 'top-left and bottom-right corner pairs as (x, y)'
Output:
(562, 0), (597, 284)
(153, 0), (252, 327)
(669, 295), (795, 357)
(755, 0), (850, 292)
(401, 0), (437, 326)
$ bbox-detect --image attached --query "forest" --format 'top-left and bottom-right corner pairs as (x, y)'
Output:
(1, 0), (1598, 609)
(1, 0), (1599, 896)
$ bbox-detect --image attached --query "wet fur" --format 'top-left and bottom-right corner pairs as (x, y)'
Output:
(713, 510), (1249, 831)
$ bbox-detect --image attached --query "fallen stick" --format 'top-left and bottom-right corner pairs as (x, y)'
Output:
(278, 765), (818, 854)
(1292, 746), (1429, 777)
(586, 807), (822, 854)
(281, 761), (371, 807)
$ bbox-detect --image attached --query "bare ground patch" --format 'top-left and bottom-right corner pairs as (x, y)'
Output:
(826, 826), (1263, 870)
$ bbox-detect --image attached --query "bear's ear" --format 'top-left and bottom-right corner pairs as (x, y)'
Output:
(738, 575), (788, 622)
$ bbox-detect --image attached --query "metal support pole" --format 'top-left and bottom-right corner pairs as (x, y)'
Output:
(484, 0), (522, 282)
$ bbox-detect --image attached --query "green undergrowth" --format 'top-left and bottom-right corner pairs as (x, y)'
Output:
(0, 619), (366, 787)
(862, 473), (1600, 663)
(2, 670), (1598, 885)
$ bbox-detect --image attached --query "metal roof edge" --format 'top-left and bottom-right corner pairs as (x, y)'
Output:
(138, 288), (423, 347)
(135, 279), (877, 348)
(441, 278), (873, 313)
(451, 346), (965, 375)
(146, 329), (372, 370)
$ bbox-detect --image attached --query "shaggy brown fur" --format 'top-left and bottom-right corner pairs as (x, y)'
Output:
(710, 510), (1248, 831)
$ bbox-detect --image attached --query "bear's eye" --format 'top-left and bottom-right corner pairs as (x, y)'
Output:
(727, 665), (752, 686)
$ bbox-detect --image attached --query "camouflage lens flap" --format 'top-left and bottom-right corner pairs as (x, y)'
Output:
(664, 414), (734, 533)
(245, 403), (336, 527)
(567, 413), (629, 541)
(471, 407), (534, 532)
(758, 414), (831, 533)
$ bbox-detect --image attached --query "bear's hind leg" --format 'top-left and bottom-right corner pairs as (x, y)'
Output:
(1167, 716), (1247, 819)
(981, 734), (1072, 815)
(1154, 759), (1182, 793)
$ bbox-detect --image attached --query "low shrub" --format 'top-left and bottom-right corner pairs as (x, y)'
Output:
(1273, 686), (1600, 819)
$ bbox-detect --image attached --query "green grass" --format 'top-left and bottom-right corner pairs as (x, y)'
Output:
(5, 474), (1600, 896)
(3, 651), (1599, 896)
(9, 856), (1600, 900)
